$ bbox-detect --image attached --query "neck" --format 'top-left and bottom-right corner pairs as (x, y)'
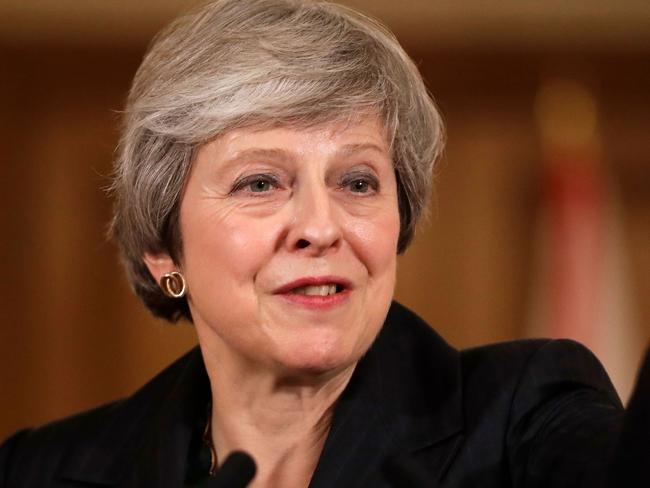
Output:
(198, 337), (355, 488)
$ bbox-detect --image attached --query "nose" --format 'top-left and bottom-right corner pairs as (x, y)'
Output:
(286, 182), (341, 255)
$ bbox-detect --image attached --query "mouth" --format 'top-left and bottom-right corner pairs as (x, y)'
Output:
(290, 283), (345, 296)
(274, 277), (352, 308)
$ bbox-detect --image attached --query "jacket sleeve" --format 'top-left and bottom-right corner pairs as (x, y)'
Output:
(506, 339), (624, 488)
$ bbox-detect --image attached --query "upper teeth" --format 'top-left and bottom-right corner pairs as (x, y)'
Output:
(292, 284), (337, 296)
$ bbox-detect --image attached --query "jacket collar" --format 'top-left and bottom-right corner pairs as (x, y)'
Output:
(56, 301), (463, 486)
(309, 301), (463, 486)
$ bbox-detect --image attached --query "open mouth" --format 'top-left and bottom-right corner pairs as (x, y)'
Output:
(289, 284), (345, 296)
(276, 277), (351, 308)
(275, 277), (352, 298)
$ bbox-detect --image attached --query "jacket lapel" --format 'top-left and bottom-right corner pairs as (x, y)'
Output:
(309, 302), (464, 487)
(118, 353), (210, 488)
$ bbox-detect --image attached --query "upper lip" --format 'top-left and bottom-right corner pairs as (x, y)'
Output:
(274, 276), (353, 294)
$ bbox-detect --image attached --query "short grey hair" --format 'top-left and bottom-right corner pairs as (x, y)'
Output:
(110, 0), (444, 322)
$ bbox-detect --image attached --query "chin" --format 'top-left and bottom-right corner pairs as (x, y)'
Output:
(276, 338), (361, 377)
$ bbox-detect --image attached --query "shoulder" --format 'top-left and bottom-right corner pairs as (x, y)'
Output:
(387, 301), (617, 401)
(0, 401), (123, 486)
(460, 337), (622, 431)
(0, 347), (204, 487)
(461, 338), (619, 398)
(460, 339), (623, 487)
(379, 302), (624, 487)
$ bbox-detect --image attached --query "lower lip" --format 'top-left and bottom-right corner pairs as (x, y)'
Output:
(278, 289), (351, 310)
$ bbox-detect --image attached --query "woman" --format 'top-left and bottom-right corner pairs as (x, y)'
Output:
(0, 1), (628, 487)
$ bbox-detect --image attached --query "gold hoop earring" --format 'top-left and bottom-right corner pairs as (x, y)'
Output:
(160, 271), (187, 298)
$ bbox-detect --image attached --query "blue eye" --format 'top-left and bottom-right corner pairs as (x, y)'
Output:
(349, 179), (370, 193)
(249, 178), (272, 192)
(341, 172), (379, 194)
(231, 174), (279, 194)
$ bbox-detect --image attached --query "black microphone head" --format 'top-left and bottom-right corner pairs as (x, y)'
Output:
(212, 451), (257, 488)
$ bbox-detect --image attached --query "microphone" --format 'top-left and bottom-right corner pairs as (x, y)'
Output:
(211, 451), (257, 487)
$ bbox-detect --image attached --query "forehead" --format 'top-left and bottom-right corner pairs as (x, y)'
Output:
(207, 114), (390, 156)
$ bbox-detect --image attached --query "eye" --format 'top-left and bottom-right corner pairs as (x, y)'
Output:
(349, 178), (371, 193)
(248, 178), (272, 193)
(340, 172), (379, 194)
(231, 174), (280, 194)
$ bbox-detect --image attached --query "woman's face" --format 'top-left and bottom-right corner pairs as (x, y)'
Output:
(174, 116), (399, 376)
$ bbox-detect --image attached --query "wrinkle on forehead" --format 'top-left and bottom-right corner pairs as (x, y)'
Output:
(202, 110), (391, 152)
(219, 116), (389, 159)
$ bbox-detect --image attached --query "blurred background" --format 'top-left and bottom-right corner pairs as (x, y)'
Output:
(1, 0), (649, 440)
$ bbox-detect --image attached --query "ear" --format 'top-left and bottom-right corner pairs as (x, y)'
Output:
(143, 252), (177, 285)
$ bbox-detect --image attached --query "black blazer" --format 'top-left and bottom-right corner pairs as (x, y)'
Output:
(0, 302), (627, 487)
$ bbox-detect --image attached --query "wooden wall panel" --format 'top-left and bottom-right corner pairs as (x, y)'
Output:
(1, 46), (648, 439)
(0, 47), (198, 439)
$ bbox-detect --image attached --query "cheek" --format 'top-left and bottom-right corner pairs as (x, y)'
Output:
(179, 209), (277, 334)
(182, 212), (272, 283)
(348, 206), (400, 272)
(178, 199), (250, 296)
